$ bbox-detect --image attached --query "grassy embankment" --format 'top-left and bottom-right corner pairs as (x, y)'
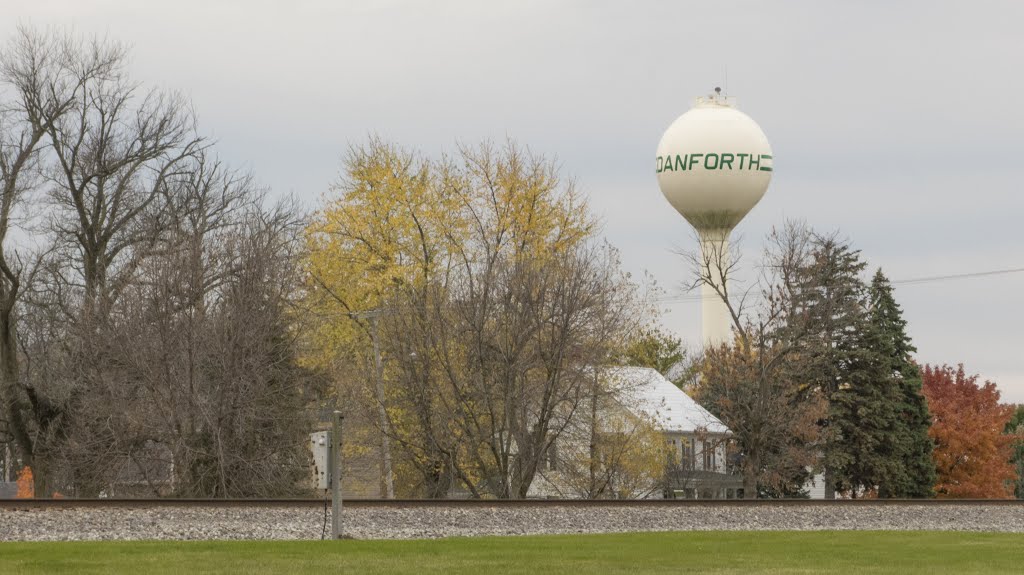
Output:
(2, 530), (1022, 574)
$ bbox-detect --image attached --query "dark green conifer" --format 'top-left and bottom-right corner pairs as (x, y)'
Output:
(790, 239), (932, 498)
(830, 303), (909, 497)
(867, 269), (935, 498)
(788, 234), (871, 498)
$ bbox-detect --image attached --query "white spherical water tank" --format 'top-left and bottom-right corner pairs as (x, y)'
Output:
(656, 91), (773, 346)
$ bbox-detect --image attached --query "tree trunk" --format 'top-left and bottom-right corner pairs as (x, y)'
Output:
(589, 372), (599, 498)
(0, 301), (36, 493)
(370, 317), (394, 499)
(743, 455), (759, 499)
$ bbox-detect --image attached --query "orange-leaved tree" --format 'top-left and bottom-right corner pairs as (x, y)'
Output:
(921, 364), (1016, 498)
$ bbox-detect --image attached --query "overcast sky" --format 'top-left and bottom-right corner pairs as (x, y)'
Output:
(7, 1), (1024, 400)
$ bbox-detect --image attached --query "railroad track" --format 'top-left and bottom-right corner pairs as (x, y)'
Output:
(3, 497), (1022, 509)
(5, 497), (1024, 541)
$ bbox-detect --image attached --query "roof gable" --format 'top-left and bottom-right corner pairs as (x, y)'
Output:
(604, 366), (730, 435)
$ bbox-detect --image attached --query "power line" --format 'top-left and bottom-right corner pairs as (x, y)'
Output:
(890, 267), (1024, 286)
(655, 263), (1024, 302)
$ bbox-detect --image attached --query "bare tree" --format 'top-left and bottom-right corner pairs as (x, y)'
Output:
(687, 221), (829, 498)
(0, 26), (126, 493)
(28, 28), (209, 495)
(61, 155), (319, 497)
(2, 27), (319, 497)
(41, 46), (204, 321)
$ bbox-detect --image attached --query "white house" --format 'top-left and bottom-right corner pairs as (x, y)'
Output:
(530, 366), (743, 499)
(616, 366), (742, 499)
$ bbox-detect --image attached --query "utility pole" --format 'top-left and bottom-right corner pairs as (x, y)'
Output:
(369, 314), (395, 499)
(307, 282), (395, 498)
(331, 410), (344, 539)
(351, 309), (394, 499)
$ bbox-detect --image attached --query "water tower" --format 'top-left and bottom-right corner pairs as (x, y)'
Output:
(656, 89), (773, 347)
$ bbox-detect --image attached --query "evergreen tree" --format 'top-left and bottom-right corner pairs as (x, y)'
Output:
(789, 237), (932, 498)
(788, 234), (871, 498)
(867, 269), (935, 498)
(1003, 405), (1024, 499)
(829, 308), (909, 497)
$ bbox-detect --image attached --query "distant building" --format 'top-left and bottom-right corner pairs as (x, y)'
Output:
(805, 472), (827, 499)
(623, 367), (742, 499)
(318, 366), (743, 499)
(529, 366), (743, 499)
(101, 441), (176, 497)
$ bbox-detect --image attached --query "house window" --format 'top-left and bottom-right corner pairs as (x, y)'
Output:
(681, 438), (694, 469)
(703, 440), (716, 471)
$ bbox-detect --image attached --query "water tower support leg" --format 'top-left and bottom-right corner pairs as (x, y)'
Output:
(698, 230), (733, 348)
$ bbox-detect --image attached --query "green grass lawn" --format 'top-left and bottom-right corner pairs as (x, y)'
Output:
(2, 531), (1022, 574)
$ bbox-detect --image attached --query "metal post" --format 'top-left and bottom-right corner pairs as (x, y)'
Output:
(331, 410), (344, 539)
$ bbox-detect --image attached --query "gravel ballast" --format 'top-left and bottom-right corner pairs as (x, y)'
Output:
(3, 503), (1023, 541)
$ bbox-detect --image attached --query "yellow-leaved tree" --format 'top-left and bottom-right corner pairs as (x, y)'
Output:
(303, 138), (462, 497)
(304, 138), (460, 359)
(304, 138), (653, 498)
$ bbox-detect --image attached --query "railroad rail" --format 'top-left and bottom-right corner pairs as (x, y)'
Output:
(2, 497), (1023, 509)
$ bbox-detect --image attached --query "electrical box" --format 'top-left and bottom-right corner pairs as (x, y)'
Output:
(310, 431), (332, 490)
